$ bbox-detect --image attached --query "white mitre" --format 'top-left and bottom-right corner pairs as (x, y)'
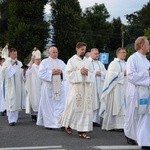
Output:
(32, 49), (41, 59)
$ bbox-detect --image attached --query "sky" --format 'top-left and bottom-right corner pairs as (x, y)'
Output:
(45, 0), (149, 24)
(79, 0), (149, 24)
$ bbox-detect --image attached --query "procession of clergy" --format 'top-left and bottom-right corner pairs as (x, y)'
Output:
(0, 36), (150, 148)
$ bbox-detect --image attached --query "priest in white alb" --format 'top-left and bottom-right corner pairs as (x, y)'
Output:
(25, 50), (42, 122)
(2, 48), (25, 126)
(88, 48), (106, 126)
(124, 36), (150, 148)
(99, 48), (126, 131)
(0, 58), (6, 116)
(36, 46), (66, 129)
(61, 42), (95, 139)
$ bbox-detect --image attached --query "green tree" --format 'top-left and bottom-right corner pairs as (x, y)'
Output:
(125, 1), (150, 44)
(107, 17), (122, 51)
(137, 2), (150, 29)
(144, 28), (150, 60)
(144, 28), (150, 40)
(0, 0), (49, 62)
(0, 0), (8, 46)
(83, 3), (111, 51)
(125, 48), (134, 60)
(50, 0), (92, 62)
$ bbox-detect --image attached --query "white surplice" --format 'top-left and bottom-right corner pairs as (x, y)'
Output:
(25, 63), (41, 114)
(36, 57), (66, 128)
(88, 57), (106, 124)
(2, 58), (25, 123)
(0, 65), (5, 112)
(99, 58), (126, 130)
(124, 52), (150, 146)
(61, 55), (95, 132)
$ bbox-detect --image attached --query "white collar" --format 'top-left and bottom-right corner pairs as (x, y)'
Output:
(48, 57), (58, 61)
(88, 57), (93, 61)
(74, 54), (85, 60)
(114, 58), (125, 63)
(136, 51), (146, 58)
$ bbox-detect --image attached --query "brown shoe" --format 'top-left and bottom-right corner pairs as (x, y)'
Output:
(65, 127), (72, 135)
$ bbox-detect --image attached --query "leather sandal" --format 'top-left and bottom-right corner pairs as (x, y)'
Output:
(78, 132), (91, 139)
(65, 127), (72, 135)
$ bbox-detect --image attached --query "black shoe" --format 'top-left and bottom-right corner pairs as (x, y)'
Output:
(61, 127), (65, 131)
(1, 110), (6, 116)
(114, 129), (124, 132)
(125, 136), (137, 145)
(1, 112), (5, 116)
(0, 112), (3, 116)
(142, 146), (150, 149)
(31, 115), (37, 122)
(93, 122), (101, 127)
(9, 122), (15, 126)
(45, 127), (52, 130)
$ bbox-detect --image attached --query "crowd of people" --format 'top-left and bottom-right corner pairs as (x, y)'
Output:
(0, 36), (150, 149)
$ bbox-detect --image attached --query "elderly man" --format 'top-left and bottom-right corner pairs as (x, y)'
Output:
(37, 46), (66, 129)
(88, 48), (106, 126)
(25, 50), (42, 122)
(124, 36), (150, 148)
(100, 48), (126, 131)
(2, 48), (25, 126)
(61, 42), (95, 139)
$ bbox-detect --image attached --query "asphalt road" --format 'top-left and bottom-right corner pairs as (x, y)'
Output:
(0, 111), (142, 150)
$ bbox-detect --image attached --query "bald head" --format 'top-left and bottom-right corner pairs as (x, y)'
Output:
(49, 46), (58, 59)
(90, 48), (99, 60)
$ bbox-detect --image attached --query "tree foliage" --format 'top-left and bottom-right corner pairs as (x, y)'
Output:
(0, 0), (49, 62)
(125, 1), (150, 44)
(1, 0), (150, 63)
(50, 0), (93, 62)
(144, 28), (150, 41)
(107, 17), (122, 51)
(83, 3), (111, 51)
(144, 28), (150, 60)
(0, 0), (8, 45)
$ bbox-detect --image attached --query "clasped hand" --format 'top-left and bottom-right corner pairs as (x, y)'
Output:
(52, 69), (62, 75)
(96, 71), (101, 76)
(80, 67), (88, 76)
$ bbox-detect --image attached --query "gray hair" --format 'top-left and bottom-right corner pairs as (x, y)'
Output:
(91, 48), (99, 52)
(49, 46), (58, 53)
